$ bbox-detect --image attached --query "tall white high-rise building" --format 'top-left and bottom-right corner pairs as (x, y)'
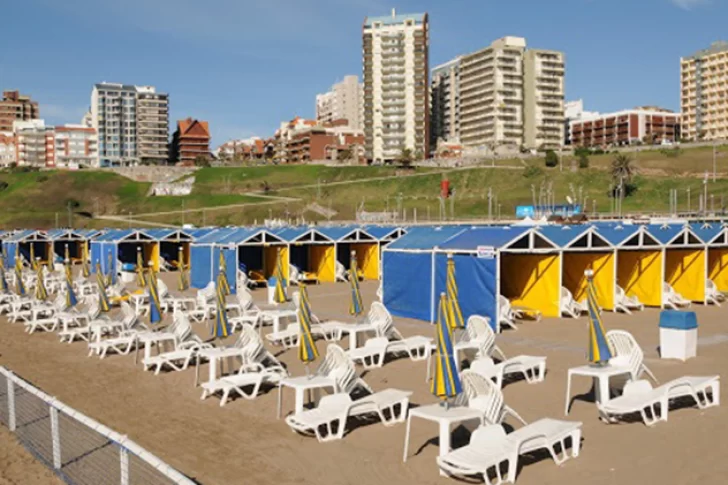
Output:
(363, 10), (429, 163)
(434, 36), (565, 152)
(91, 83), (169, 166)
(681, 41), (728, 141)
(316, 75), (363, 130)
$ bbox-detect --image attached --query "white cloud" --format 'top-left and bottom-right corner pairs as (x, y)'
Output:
(672, 0), (710, 10)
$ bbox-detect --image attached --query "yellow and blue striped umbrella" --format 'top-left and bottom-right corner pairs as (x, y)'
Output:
(297, 283), (319, 364)
(178, 246), (189, 292)
(274, 248), (287, 304)
(348, 252), (363, 316)
(147, 270), (163, 325)
(586, 271), (613, 365)
(105, 251), (113, 287)
(218, 250), (230, 296)
(30, 243), (37, 271)
(96, 262), (110, 312)
(64, 245), (73, 284)
(65, 258), (78, 308)
(81, 243), (90, 278)
(0, 266), (8, 294)
(213, 269), (231, 338)
(15, 257), (25, 296)
(35, 264), (48, 301)
(136, 248), (146, 288)
(431, 293), (462, 399)
(446, 255), (465, 330)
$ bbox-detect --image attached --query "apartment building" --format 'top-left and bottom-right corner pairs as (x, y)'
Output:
(440, 36), (565, 152)
(275, 117), (364, 163)
(53, 125), (98, 168)
(169, 118), (210, 165)
(681, 41), (728, 141)
(0, 90), (40, 132)
(0, 133), (16, 166)
(9, 120), (98, 168)
(570, 108), (680, 147)
(13, 120), (53, 167)
(363, 10), (429, 163)
(564, 100), (599, 145)
(430, 57), (461, 148)
(316, 75), (363, 130)
(91, 83), (169, 166)
(217, 137), (272, 161)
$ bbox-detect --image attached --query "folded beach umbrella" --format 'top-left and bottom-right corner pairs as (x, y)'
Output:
(105, 251), (113, 287)
(15, 257), (26, 296)
(30, 243), (37, 271)
(297, 283), (319, 366)
(218, 251), (230, 296)
(178, 246), (189, 292)
(81, 243), (90, 278)
(586, 270), (613, 365)
(446, 254), (465, 330)
(147, 269), (162, 325)
(348, 251), (363, 317)
(35, 264), (48, 301)
(136, 247), (146, 288)
(64, 245), (73, 284)
(213, 269), (231, 338)
(65, 258), (78, 308)
(0, 266), (8, 294)
(431, 292), (462, 400)
(96, 262), (110, 312)
(274, 248), (287, 304)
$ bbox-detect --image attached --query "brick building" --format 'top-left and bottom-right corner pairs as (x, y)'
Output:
(570, 108), (680, 148)
(169, 118), (210, 165)
(275, 117), (364, 163)
(0, 90), (40, 132)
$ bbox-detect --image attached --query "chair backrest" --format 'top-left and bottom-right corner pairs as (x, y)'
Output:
(335, 261), (346, 278)
(663, 282), (675, 295)
(707, 279), (716, 291)
(498, 295), (511, 316)
(369, 302), (393, 335)
(292, 291), (301, 309)
(173, 315), (192, 343)
(318, 344), (349, 376)
(469, 425), (507, 447)
(317, 393), (353, 411)
(460, 370), (505, 425)
(468, 357), (499, 383)
(466, 315), (496, 356)
(237, 290), (255, 312)
(119, 301), (136, 325)
(561, 287), (574, 301)
(157, 279), (169, 298)
(615, 286), (625, 301)
(606, 329), (643, 377)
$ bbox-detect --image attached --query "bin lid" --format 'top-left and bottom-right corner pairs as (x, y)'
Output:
(659, 310), (698, 330)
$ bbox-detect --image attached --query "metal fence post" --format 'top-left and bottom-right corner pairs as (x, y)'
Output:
(50, 404), (61, 469)
(120, 445), (129, 485)
(7, 376), (15, 432)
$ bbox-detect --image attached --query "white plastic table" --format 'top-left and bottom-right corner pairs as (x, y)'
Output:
(135, 331), (176, 364)
(194, 347), (245, 386)
(259, 309), (297, 335)
(402, 403), (482, 474)
(331, 322), (375, 350)
(129, 293), (149, 316)
(276, 375), (336, 419)
(564, 364), (632, 415)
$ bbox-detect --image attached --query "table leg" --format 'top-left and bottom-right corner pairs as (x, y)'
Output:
(438, 420), (451, 476)
(209, 357), (218, 384)
(402, 415), (412, 462)
(349, 331), (357, 351)
(294, 387), (305, 415)
(194, 354), (201, 387)
(144, 341), (152, 362)
(273, 315), (281, 335)
(596, 375), (611, 405)
(276, 384), (284, 419)
(564, 372), (572, 416)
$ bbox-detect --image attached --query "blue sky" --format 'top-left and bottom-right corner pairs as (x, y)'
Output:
(0, 0), (724, 146)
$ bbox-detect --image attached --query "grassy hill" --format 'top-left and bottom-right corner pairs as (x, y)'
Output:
(0, 144), (727, 229)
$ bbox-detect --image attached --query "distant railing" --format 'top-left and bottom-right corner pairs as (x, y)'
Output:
(0, 367), (195, 485)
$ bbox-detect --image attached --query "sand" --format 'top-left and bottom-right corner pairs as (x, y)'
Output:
(0, 276), (726, 485)
(0, 426), (62, 485)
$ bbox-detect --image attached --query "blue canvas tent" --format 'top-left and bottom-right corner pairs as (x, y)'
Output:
(3, 230), (51, 268)
(274, 227), (338, 283)
(144, 228), (194, 272)
(47, 229), (100, 267)
(318, 226), (380, 280)
(693, 222), (728, 292)
(190, 227), (239, 292)
(214, 227), (287, 287)
(90, 229), (158, 284)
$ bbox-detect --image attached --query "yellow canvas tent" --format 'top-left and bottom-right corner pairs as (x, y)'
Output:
(612, 226), (664, 308)
(645, 224), (706, 304)
(279, 228), (337, 283)
(693, 223), (728, 292)
(499, 229), (561, 318)
(324, 228), (381, 280)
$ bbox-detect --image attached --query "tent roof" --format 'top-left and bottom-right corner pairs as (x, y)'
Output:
(272, 227), (334, 243)
(91, 229), (155, 243)
(646, 223), (686, 245)
(144, 228), (194, 242)
(439, 226), (529, 250)
(215, 227), (286, 245)
(689, 222), (724, 244)
(317, 226), (376, 242)
(386, 226), (467, 250)
(363, 225), (403, 240)
(46, 229), (100, 241)
(192, 227), (240, 244)
(536, 226), (589, 248)
(187, 228), (218, 239)
(591, 223), (641, 246)
(4, 229), (49, 242)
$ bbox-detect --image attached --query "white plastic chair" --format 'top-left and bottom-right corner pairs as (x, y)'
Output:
(705, 279), (724, 306)
(561, 287), (588, 318)
(615, 285), (644, 314)
(459, 370), (527, 427)
(662, 282), (691, 309)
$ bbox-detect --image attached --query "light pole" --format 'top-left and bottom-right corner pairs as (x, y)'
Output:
(713, 141), (717, 183)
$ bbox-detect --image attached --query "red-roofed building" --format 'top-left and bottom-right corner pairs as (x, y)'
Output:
(169, 118), (210, 165)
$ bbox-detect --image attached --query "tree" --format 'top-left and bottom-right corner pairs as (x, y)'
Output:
(544, 150), (558, 168)
(398, 148), (414, 168)
(611, 153), (634, 183)
(578, 153), (589, 169)
(194, 155), (210, 167)
(338, 148), (352, 164)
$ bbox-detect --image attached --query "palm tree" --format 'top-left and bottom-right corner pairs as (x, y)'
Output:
(611, 153), (634, 183)
(399, 148), (413, 168)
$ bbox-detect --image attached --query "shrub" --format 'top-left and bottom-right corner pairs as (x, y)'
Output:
(523, 165), (544, 178)
(0, 180), (8, 191)
(578, 153), (589, 169)
(544, 150), (558, 168)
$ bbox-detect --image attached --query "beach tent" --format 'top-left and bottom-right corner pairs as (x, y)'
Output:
(539, 225), (615, 311)
(190, 227), (238, 292)
(3, 230), (51, 268)
(364, 225), (406, 247)
(47, 229), (100, 266)
(90, 229), (159, 283)
(597, 223), (663, 308)
(318, 226), (380, 280)
(692, 222), (728, 292)
(214, 228), (288, 283)
(648, 223), (706, 304)
(144, 229), (194, 272)
(274, 227), (337, 283)
(382, 225), (470, 322)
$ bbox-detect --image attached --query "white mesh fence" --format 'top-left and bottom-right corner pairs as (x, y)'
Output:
(0, 367), (196, 485)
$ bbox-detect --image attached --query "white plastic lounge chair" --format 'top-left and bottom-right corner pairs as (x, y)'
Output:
(290, 264), (319, 285)
(561, 287), (588, 318)
(347, 335), (431, 369)
(614, 285), (644, 314)
(157, 279), (196, 312)
(142, 318), (212, 375)
(88, 308), (148, 359)
(376, 282), (383, 302)
(606, 330), (659, 383)
(228, 291), (263, 331)
(469, 356), (546, 389)
(331, 301), (392, 348)
(285, 389), (412, 442)
(201, 362), (289, 406)
(58, 300), (104, 343)
(598, 376), (720, 426)
(291, 292), (340, 342)
(459, 370), (527, 427)
(437, 418), (582, 482)
(23, 314), (59, 334)
(335, 261), (347, 283)
(662, 282), (691, 309)
(182, 284), (216, 322)
(705, 279), (724, 306)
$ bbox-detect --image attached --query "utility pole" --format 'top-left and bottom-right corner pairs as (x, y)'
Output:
(687, 187), (691, 214)
(67, 201), (73, 228)
(704, 171), (709, 216)
(55, 213), (59, 228)
(713, 141), (717, 183)
(182, 200), (185, 226)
